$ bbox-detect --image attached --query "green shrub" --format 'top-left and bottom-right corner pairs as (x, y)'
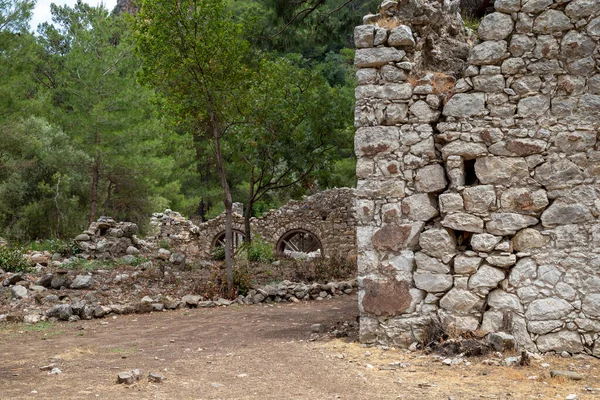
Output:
(27, 239), (79, 257)
(244, 235), (275, 263)
(233, 264), (253, 296)
(0, 247), (30, 273)
(463, 15), (482, 31)
(212, 245), (226, 261)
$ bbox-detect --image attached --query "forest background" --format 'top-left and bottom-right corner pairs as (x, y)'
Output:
(0, 0), (378, 244)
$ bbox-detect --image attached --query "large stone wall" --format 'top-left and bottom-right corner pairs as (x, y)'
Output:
(355, 0), (600, 355)
(149, 188), (357, 261)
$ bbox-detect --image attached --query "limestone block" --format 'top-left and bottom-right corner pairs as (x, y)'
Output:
(371, 222), (424, 251)
(494, 0), (521, 12)
(439, 310), (480, 331)
(517, 95), (550, 118)
(356, 179), (406, 198)
(401, 193), (438, 221)
(565, 0), (600, 19)
(566, 57), (595, 76)
(381, 65), (407, 82)
(356, 83), (413, 100)
(521, 0), (553, 13)
(355, 126), (400, 157)
(475, 157), (529, 185)
(582, 293), (600, 318)
(500, 188), (549, 213)
(454, 255), (482, 275)
(502, 58), (525, 74)
(439, 193), (464, 214)
(481, 310), (503, 332)
(360, 278), (413, 317)
(561, 31), (596, 59)
(388, 25), (415, 47)
(533, 35), (560, 59)
(385, 103), (409, 124)
(509, 34), (535, 57)
(516, 12), (534, 34)
(354, 25), (375, 48)
(471, 233), (502, 252)
(533, 10), (572, 34)
(356, 68), (377, 85)
(512, 76), (542, 95)
(536, 331), (583, 354)
(578, 94), (600, 115)
(468, 40), (509, 65)
(488, 289), (524, 312)
(409, 100), (440, 123)
(535, 159), (583, 190)
(468, 265), (505, 293)
(487, 213), (538, 236)
(439, 288), (482, 314)
(463, 185), (496, 214)
(525, 298), (573, 321)
(486, 254), (517, 268)
(419, 228), (456, 261)
(588, 17), (600, 38)
(528, 320), (563, 335)
(512, 228), (549, 252)
(472, 74), (505, 93)
(374, 28), (388, 46)
(527, 59), (562, 74)
(415, 164), (447, 193)
(441, 141), (487, 160)
(538, 265), (562, 286)
(442, 93), (486, 117)
(415, 252), (450, 273)
(414, 272), (453, 293)
(478, 12), (514, 41)
(541, 201), (593, 227)
(441, 213), (485, 233)
(355, 48), (406, 68)
(555, 131), (596, 154)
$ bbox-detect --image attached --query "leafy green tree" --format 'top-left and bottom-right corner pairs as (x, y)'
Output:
(228, 56), (352, 242)
(36, 3), (170, 226)
(0, 117), (90, 240)
(136, 0), (255, 289)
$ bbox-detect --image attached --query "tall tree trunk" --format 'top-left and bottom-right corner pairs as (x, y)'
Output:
(211, 117), (233, 292)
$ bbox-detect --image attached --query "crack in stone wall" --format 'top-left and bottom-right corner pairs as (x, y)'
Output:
(355, 0), (600, 355)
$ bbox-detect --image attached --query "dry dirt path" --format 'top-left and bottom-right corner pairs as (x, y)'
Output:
(1, 294), (599, 400)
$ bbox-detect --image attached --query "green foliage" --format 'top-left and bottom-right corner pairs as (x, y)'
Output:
(0, 246), (29, 272)
(242, 235), (275, 263)
(212, 245), (226, 261)
(463, 15), (482, 31)
(27, 239), (78, 257)
(233, 264), (253, 295)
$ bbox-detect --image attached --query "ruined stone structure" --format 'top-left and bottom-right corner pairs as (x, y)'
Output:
(149, 188), (357, 261)
(355, 0), (600, 354)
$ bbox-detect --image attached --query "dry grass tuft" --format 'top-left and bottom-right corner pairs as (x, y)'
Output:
(377, 16), (401, 30)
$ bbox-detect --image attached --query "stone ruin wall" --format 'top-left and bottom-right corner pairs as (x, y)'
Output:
(354, 0), (600, 355)
(148, 188), (357, 261)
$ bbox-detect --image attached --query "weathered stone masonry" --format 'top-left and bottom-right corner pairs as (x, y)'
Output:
(148, 188), (357, 261)
(355, 0), (600, 354)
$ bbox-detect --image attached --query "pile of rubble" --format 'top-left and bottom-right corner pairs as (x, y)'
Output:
(0, 263), (357, 323)
(73, 216), (147, 260)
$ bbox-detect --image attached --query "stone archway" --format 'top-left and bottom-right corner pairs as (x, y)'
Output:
(276, 229), (323, 259)
(211, 229), (245, 255)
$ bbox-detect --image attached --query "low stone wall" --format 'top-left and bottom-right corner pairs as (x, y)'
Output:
(148, 188), (357, 261)
(354, 0), (600, 355)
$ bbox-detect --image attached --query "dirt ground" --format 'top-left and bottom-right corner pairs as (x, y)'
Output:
(1, 294), (599, 400)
